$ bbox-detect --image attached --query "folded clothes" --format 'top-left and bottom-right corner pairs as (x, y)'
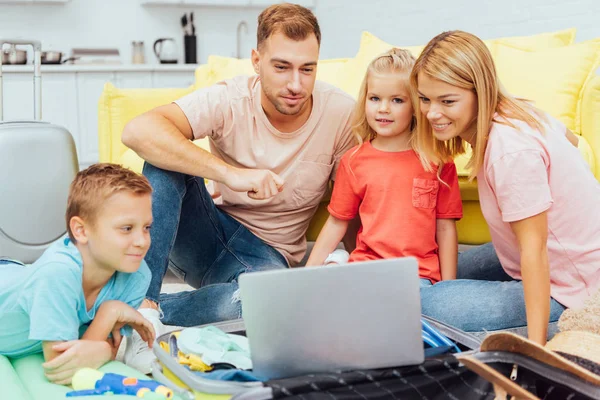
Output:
(178, 326), (253, 370)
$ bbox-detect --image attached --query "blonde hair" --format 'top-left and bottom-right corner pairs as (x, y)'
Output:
(66, 163), (153, 243)
(352, 47), (417, 146)
(410, 30), (545, 180)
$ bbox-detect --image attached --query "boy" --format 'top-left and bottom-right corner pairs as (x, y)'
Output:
(0, 163), (155, 384)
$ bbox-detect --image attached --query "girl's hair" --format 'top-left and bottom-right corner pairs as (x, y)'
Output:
(410, 30), (545, 180)
(352, 47), (417, 146)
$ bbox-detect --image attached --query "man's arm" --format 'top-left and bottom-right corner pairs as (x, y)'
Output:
(509, 211), (551, 345)
(122, 104), (284, 200)
(436, 218), (458, 280)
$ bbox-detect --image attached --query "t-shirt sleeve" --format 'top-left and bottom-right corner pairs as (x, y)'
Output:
(487, 150), (553, 222)
(22, 264), (81, 342)
(331, 110), (356, 180)
(173, 82), (230, 141)
(328, 156), (361, 220)
(437, 162), (463, 219)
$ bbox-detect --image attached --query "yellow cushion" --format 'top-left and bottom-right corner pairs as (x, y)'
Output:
(492, 27), (576, 51)
(580, 75), (600, 179)
(98, 83), (194, 163)
(494, 39), (600, 133)
(335, 31), (424, 99)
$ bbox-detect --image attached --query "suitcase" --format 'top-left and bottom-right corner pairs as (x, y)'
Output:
(0, 39), (78, 263)
(151, 318), (492, 400)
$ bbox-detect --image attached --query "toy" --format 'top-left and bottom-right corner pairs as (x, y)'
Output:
(66, 368), (173, 399)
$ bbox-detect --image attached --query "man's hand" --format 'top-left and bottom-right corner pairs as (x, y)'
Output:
(42, 340), (111, 384)
(225, 167), (285, 200)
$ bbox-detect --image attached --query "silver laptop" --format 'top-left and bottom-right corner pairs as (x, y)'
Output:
(238, 257), (424, 379)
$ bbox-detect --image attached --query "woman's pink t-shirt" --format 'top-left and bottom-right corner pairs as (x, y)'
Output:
(478, 113), (600, 308)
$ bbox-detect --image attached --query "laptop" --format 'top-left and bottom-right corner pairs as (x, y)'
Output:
(238, 257), (424, 379)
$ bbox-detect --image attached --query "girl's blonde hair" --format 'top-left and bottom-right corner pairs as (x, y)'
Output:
(410, 30), (545, 180)
(352, 47), (417, 146)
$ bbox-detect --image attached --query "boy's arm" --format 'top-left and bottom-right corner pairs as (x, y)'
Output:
(436, 218), (458, 280)
(42, 340), (112, 385)
(306, 215), (349, 266)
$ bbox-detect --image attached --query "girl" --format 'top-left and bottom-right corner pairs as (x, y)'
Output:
(412, 30), (600, 344)
(306, 48), (463, 286)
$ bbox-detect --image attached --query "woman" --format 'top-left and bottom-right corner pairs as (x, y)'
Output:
(411, 30), (600, 344)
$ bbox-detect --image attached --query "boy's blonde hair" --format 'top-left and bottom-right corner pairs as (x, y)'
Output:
(410, 30), (545, 181)
(66, 163), (153, 243)
(352, 48), (417, 146)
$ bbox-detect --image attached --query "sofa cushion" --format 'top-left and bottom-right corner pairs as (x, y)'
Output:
(335, 31), (424, 98)
(335, 29), (578, 100)
(494, 39), (600, 134)
(492, 27), (576, 51)
(98, 83), (194, 163)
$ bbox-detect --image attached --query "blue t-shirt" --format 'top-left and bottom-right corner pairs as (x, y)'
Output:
(0, 237), (151, 358)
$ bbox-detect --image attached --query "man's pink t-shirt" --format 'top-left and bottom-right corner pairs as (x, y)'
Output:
(174, 75), (356, 266)
(478, 112), (600, 308)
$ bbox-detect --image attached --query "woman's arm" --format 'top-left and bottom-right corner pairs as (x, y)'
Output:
(306, 215), (350, 266)
(436, 218), (458, 280)
(509, 211), (550, 345)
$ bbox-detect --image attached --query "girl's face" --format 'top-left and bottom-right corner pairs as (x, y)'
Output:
(365, 72), (414, 139)
(417, 73), (478, 143)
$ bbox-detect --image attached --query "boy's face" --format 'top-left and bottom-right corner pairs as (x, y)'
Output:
(84, 191), (153, 274)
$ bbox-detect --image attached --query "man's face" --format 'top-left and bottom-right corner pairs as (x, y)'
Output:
(252, 32), (319, 117)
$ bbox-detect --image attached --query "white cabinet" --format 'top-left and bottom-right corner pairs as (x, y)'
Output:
(1, 66), (195, 169)
(141, 0), (315, 7)
(248, 0), (315, 6)
(0, 0), (71, 3)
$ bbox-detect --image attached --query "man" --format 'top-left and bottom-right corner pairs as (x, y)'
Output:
(121, 3), (356, 372)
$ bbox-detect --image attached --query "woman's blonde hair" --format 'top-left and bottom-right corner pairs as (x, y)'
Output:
(410, 30), (545, 180)
(352, 47), (417, 146)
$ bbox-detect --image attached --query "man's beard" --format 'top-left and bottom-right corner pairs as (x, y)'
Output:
(264, 86), (305, 116)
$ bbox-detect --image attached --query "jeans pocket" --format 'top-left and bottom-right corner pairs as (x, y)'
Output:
(168, 261), (187, 281)
(412, 178), (439, 209)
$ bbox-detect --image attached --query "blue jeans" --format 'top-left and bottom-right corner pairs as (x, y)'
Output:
(143, 163), (288, 327)
(421, 242), (566, 336)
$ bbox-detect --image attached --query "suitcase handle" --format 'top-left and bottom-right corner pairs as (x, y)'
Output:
(0, 39), (43, 122)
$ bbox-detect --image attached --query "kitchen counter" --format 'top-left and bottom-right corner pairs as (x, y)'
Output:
(0, 64), (199, 73)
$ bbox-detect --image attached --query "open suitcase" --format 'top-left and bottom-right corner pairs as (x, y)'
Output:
(0, 39), (78, 263)
(151, 317), (497, 400)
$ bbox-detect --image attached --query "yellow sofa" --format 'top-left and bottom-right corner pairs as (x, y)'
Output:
(98, 28), (600, 244)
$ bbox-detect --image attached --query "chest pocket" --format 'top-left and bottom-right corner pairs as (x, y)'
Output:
(412, 178), (439, 209)
(292, 159), (334, 208)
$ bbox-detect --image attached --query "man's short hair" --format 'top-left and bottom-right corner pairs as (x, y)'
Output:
(257, 3), (321, 50)
(66, 163), (152, 243)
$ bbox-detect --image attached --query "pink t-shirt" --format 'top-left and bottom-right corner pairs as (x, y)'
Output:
(175, 75), (356, 266)
(478, 113), (600, 308)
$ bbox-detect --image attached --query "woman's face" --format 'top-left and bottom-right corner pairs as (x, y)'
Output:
(416, 73), (478, 143)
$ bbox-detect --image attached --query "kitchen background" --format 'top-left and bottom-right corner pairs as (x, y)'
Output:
(1, 0), (599, 168)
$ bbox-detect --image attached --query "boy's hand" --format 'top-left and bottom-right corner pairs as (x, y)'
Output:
(110, 301), (156, 348)
(42, 340), (111, 384)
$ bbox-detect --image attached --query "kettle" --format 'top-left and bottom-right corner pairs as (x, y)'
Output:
(153, 38), (178, 64)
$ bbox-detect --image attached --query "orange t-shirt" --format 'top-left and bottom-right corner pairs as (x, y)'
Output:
(328, 142), (463, 282)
